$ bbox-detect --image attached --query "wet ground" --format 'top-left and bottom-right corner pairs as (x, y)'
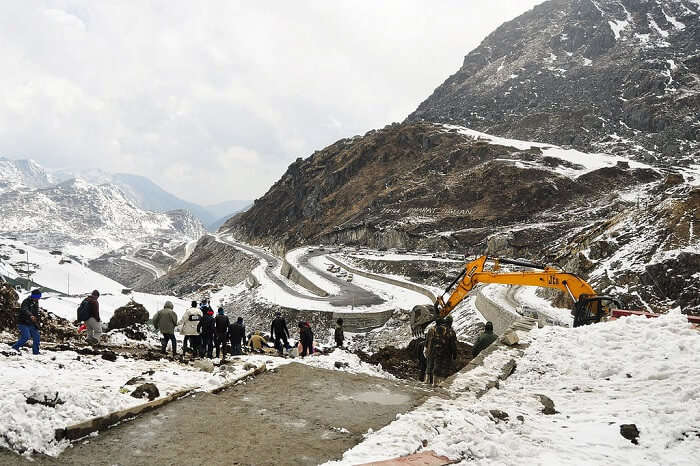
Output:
(1, 362), (429, 466)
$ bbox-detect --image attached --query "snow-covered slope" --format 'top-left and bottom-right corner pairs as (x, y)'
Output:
(0, 157), (53, 193)
(0, 173), (205, 259)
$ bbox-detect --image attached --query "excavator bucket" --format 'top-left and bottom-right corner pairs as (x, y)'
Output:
(410, 304), (438, 336)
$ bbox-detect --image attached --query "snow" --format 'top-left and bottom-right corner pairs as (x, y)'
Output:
(327, 310), (700, 465)
(295, 348), (396, 379)
(443, 124), (657, 180)
(0, 237), (125, 294)
(609, 19), (629, 40)
(0, 346), (284, 456)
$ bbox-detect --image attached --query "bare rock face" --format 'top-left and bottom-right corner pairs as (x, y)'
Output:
(108, 301), (149, 331)
(407, 0), (700, 168)
(131, 383), (160, 401)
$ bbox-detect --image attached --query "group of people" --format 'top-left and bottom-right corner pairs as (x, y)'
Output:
(152, 301), (335, 360)
(153, 300), (247, 359)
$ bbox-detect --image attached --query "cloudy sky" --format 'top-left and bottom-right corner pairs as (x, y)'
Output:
(0, 0), (543, 205)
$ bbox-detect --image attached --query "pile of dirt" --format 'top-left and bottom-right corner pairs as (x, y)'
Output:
(0, 284), (77, 342)
(108, 301), (149, 330)
(0, 283), (20, 330)
(355, 338), (473, 381)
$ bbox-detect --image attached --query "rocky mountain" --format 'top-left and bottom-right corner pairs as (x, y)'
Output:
(51, 169), (249, 228)
(218, 0), (699, 315)
(407, 0), (699, 167)
(0, 158), (53, 193)
(0, 177), (206, 258)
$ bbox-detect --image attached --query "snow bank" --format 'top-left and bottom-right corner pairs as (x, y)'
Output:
(0, 348), (284, 456)
(328, 310), (700, 465)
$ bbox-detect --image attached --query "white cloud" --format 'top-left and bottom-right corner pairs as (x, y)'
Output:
(0, 0), (544, 204)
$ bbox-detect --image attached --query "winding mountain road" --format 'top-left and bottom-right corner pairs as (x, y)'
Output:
(214, 234), (432, 309)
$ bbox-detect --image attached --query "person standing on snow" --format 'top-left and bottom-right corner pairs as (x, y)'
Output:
(430, 315), (457, 386)
(179, 301), (202, 358)
(471, 321), (497, 358)
(228, 317), (246, 355)
(214, 307), (230, 359)
(334, 318), (345, 348)
(298, 321), (314, 357)
(153, 301), (178, 357)
(85, 290), (102, 345)
(270, 312), (291, 355)
(197, 308), (215, 358)
(11, 289), (42, 355)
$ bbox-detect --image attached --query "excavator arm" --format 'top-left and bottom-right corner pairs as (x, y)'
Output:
(410, 255), (620, 334)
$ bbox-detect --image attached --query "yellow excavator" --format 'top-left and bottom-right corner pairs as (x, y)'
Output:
(410, 255), (622, 335)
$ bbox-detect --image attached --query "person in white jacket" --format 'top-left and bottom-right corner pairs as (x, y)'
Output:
(179, 301), (202, 357)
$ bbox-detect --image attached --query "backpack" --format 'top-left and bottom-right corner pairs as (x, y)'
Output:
(77, 299), (91, 322)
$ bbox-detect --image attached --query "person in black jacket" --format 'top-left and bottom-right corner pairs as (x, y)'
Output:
(271, 312), (291, 355)
(214, 307), (230, 359)
(228, 317), (246, 355)
(12, 289), (42, 355)
(298, 321), (313, 357)
(197, 309), (215, 358)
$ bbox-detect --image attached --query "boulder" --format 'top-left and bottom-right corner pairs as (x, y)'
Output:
(0, 283), (19, 331)
(101, 350), (117, 362)
(108, 301), (149, 330)
(489, 409), (509, 423)
(243, 362), (257, 371)
(130, 383), (160, 401)
(535, 394), (557, 415)
(501, 331), (519, 346)
(620, 424), (640, 445)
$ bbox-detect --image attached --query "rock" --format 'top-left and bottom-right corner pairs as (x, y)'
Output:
(125, 376), (146, 386)
(516, 415), (525, 423)
(663, 174), (684, 186)
(243, 362), (257, 371)
(0, 283), (20, 331)
(501, 331), (519, 346)
(101, 350), (117, 362)
(108, 301), (149, 331)
(489, 409), (509, 423)
(333, 361), (350, 369)
(535, 394), (557, 415)
(130, 383), (160, 401)
(194, 359), (215, 372)
(620, 424), (640, 445)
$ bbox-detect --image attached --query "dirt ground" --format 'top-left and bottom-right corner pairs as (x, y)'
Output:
(0, 362), (430, 466)
(355, 339), (473, 381)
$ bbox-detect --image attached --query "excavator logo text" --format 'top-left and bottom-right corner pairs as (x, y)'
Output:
(548, 275), (560, 285)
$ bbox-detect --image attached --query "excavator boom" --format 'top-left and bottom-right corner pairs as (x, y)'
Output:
(410, 255), (619, 334)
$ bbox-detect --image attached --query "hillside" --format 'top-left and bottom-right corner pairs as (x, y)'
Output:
(407, 0), (699, 167)
(219, 0), (699, 315)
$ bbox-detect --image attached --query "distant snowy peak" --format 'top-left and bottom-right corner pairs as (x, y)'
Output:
(0, 166), (206, 259)
(0, 157), (53, 193)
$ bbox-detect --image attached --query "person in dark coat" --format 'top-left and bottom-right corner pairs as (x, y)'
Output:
(431, 315), (457, 385)
(12, 289), (42, 355)
(153, 301), (178, 357)
(197, 309), (215, 358)
(472, 321), (497, 358)
(271, 312), (291, 355)
(214, 307), (230, 359)
(85, 290), (101, 345)
(414, 336), (427, 382)
(228, 317), (246, 355)
(334, 318), (344, 348)
(298, 321), (313, 357)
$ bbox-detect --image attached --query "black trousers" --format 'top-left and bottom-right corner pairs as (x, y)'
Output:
(215, 334), (228, 358)
(161, 333), (176, 355)
(274, 334), (290, 353)
(201, 335), (214, 358)
(301, 341), (312, 357)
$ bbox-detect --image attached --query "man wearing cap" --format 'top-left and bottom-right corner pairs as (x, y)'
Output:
(12, 289), (42, 355)
(85, 290), (102, 345)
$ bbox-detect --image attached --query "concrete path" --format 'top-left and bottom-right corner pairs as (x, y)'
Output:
(3, 363), (429, 466)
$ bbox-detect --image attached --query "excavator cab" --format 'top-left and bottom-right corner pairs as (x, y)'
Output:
(572, 296), (622, 327)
